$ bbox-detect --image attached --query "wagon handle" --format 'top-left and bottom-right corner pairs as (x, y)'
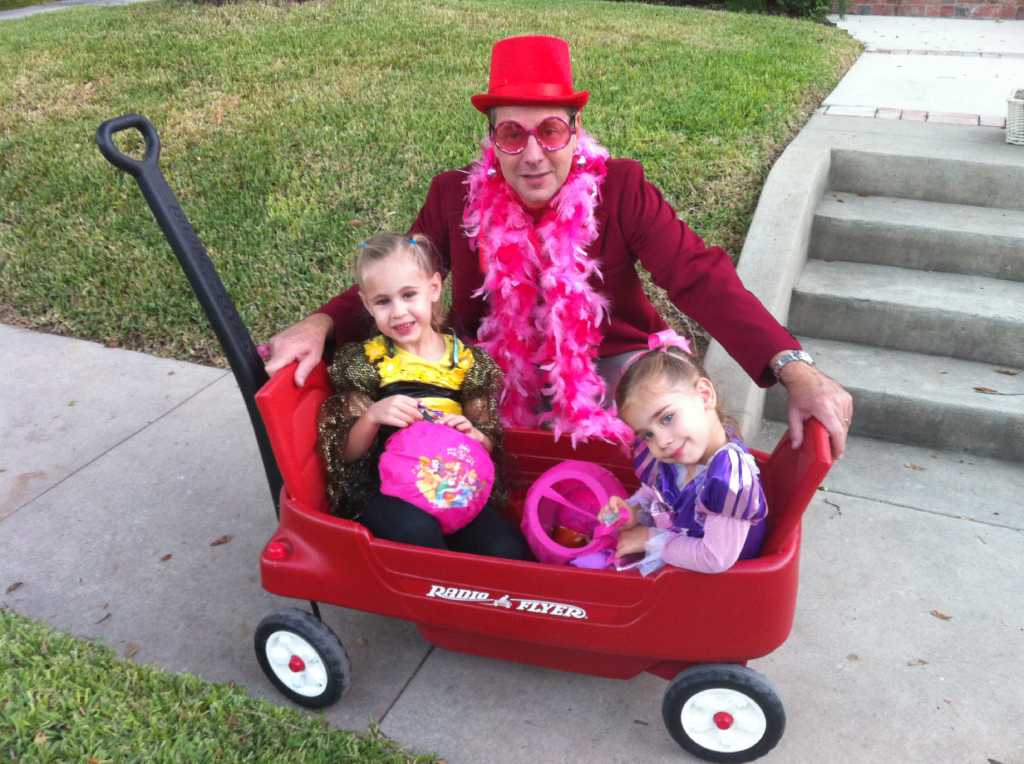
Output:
(96, 114), (161, 175)
(96, 114), (283, 512)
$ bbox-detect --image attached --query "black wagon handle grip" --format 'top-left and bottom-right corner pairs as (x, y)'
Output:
(96, 114), (160, 176)
(96, 114), (283, 511)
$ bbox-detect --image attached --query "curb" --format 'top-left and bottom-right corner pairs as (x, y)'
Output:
(704, 145), (831, 441)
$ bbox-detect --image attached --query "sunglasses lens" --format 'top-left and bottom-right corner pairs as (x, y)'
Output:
(494, 122), (527, 153)
(493, 118), (572, 154)
(536, 118), (570, 151)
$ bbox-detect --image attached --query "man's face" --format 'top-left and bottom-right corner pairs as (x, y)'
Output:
(491, 104), (578, 210)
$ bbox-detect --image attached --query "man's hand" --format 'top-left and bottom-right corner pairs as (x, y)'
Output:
(260, 313), (334, 387)
(776, 359), (854, 459)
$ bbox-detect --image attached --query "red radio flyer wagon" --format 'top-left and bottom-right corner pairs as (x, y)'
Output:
(97, 115), (832, 764)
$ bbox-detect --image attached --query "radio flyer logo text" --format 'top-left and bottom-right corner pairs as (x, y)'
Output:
(426, 585), (587, 620)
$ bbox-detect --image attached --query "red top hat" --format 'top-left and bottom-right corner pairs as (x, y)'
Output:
(471, 35), (589, 114)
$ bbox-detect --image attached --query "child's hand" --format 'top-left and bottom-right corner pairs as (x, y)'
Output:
(598, 496), (636, 528)
(367, 395), (421, 428)
(438, 413), (472, 433)
(438, 413), (485, 442)
(616, 525), (651, 557)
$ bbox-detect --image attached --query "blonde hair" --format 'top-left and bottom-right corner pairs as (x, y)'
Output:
(615, 347), (725, 421)
(354, 232), (440, 285)
(354, 233), (445, 331)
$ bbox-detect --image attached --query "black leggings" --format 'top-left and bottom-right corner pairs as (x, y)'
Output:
(359, 493), (531, 560)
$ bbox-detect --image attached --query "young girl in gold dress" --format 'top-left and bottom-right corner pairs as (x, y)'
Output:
(317, 233), (529, 559)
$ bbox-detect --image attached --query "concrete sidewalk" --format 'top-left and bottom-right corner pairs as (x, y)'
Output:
(0, 0), (147, 22)
(825, 16), (1024, 123)
(3, 323), (1022, 763)
(3, 13), (1024, 764)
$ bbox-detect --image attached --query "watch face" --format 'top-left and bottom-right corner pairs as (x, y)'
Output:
(773, 351), (813, 377)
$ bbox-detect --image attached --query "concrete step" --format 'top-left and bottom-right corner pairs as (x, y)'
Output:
(810, 192), (1024, 282)
(765, 337), (1024, 461)
(828, 147), (1024, 212)
(752, 421), (1024, 530)
(789, 260), (1024, 368)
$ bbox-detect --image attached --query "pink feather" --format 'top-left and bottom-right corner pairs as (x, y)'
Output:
(463, 132), (630, 446)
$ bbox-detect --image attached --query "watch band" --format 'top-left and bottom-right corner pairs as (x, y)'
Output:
(771, 349), (815, 380)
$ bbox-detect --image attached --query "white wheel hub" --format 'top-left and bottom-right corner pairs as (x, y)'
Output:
(680, 687), (768, 753)
(264, 630), (329, 698)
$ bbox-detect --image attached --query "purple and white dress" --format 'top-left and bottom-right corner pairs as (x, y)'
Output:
(630, 435), (768, 573)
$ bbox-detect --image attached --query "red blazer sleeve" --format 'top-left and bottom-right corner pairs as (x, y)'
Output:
(315, 285), (365, 348)
(316, 174), (454, 347)
(616, 161), (799, 387)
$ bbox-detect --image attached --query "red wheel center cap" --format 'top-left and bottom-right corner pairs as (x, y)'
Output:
(713, 711), (734, 730)
(288, 655), (306, 672)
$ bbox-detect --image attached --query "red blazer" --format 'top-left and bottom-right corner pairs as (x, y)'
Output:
(319, 158), (798, 387)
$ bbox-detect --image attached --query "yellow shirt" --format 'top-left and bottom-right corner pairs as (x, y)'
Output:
(364, 334), (474, 415)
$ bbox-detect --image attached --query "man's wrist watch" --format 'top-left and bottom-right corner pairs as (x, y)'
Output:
(771, 349), (815, 381)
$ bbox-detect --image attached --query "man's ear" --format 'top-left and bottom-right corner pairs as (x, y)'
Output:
(696, 377), (717, 410)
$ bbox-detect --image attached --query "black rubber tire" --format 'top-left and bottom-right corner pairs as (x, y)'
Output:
(254, 608), (351, 708)
(662, 664), (785, 763)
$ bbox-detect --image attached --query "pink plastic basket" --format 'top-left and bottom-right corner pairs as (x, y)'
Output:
(522, 460), (628, 565)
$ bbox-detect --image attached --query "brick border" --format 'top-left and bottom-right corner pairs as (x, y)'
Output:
(818, 105), (1007, 128)
(839, 2), (1024, 18)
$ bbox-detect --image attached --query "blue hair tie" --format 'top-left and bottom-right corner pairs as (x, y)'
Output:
(408, 237), (417, 246)
(357, 241), (368, 249)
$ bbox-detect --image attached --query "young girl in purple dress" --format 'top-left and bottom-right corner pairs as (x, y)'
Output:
(599, 332), (768, 574)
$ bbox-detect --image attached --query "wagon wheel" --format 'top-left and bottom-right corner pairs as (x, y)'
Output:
(254, 608), (351, 708)
(662, 664), (785, 763)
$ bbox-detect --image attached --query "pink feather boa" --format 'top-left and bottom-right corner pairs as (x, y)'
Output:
(463, 130), (633, 446)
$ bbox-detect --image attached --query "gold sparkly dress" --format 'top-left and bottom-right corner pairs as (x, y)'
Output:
(317, 333), (506, 520)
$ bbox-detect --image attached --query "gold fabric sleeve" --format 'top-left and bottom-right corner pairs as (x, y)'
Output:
(460, 347), (508, 508)
(317, 341), (384, 518)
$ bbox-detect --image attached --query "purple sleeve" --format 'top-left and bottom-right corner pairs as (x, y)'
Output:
(653, 513), (750, 574)
(699, 446), (767, 524)
(632, 439), (658, 486)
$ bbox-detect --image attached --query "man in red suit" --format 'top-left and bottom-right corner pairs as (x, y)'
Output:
(263, 35), (853, 456)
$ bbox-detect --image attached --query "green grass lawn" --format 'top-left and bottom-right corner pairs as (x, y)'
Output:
(0, 0), (860, 364)
(0, 608), (435, 763)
